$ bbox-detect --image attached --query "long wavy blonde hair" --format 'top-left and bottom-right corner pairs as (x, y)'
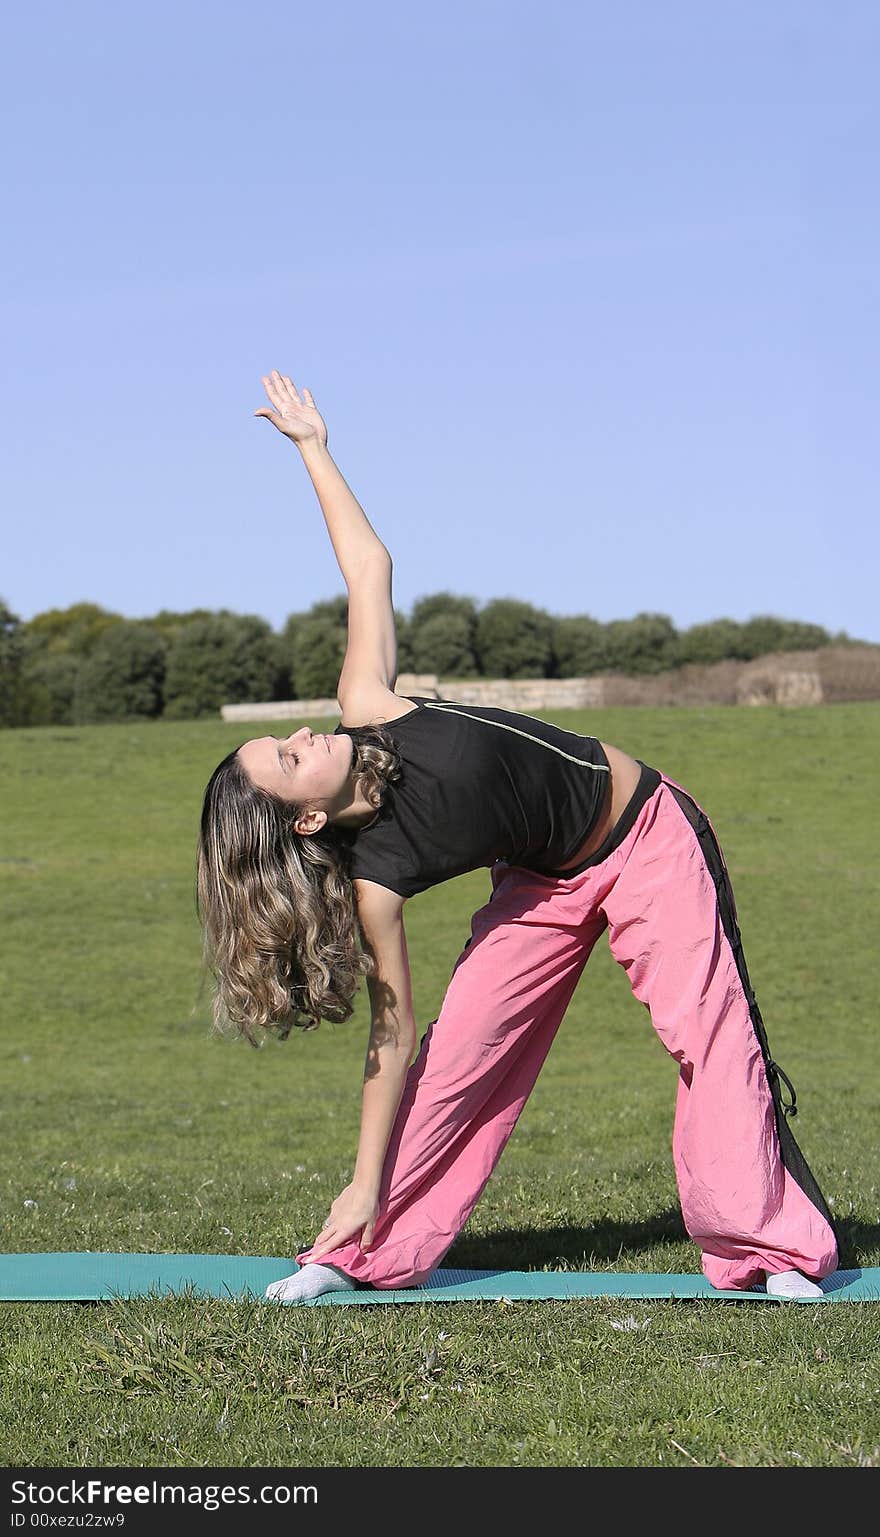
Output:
(195, 724), (402, 1045)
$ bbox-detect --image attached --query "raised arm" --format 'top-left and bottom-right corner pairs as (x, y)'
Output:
(303, 879), (417, 1261)
(254, 370), (398, 698)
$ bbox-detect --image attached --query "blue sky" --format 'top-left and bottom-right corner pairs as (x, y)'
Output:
(3, 1), (878, 643)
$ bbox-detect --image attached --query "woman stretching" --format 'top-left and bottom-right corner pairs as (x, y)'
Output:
(197, 369), (839, 1304)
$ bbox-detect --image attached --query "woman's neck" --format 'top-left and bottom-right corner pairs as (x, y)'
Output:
(333, 789), (382, 831)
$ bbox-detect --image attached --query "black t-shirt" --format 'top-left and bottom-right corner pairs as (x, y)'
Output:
(335, 696), (611, 899)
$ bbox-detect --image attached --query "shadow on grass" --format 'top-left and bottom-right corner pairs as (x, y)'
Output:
(836, 1216), (880, 1270)
(443, 1212), (880, 1273)
(445, 1208), (688, 1271)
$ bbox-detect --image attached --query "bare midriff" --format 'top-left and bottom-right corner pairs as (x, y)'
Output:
(554, 741), (644, 870)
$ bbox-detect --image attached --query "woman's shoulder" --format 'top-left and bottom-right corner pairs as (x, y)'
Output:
(337, 685), (424, 729)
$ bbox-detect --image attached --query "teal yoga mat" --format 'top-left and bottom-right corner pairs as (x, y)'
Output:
(0, 1253), (876, 1303)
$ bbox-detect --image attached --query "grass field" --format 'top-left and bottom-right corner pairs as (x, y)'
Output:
(1, 703), (878, 1468)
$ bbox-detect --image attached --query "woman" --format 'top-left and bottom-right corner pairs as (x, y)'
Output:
(197, 370), (839, 1304)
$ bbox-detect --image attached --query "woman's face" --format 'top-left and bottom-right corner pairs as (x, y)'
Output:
(237, 727), (355, 822)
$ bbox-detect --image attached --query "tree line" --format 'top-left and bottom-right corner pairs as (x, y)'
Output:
(0, 593), (855, 728)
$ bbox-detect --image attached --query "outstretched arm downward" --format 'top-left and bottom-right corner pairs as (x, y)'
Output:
(301, 880), (417, 1263)
(264, 883), (416, 1303)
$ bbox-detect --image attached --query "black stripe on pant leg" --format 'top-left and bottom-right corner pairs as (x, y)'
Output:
(664, 783), (840, 1247)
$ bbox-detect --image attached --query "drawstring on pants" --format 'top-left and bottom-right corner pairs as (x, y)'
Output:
(766, 1059), (798, 1118)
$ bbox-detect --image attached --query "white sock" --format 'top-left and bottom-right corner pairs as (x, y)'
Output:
(265, 1263), (357, 1304)
(765, 1268), (824, 1300)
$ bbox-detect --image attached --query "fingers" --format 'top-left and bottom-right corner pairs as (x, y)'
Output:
(307, 1226), (338, 1260)
(311, 1218), (374, 1257)
(308, 1220), (357, 1261)
(307, 1237), (336, 1262)
(260, 374), (286, 411)
(268, 368), (301, 404)
(260, 371), (314, 411)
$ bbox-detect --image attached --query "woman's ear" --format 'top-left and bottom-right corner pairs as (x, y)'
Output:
(293, 807), (328, 838)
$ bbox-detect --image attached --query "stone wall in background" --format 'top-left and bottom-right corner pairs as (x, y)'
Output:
(219, 665), (826, 722)
(220, 674), (608, 723)
(220, 696), (339, 723)
(737, 669), (823, 707)
(434, 676), (607, 709)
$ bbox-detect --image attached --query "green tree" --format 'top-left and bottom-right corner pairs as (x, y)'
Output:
(13, 602), (127, 722)
(283, 599), (345, 698)
(551, 615), (609, 677)
(291, 615), (346, 698)
(154, 606), (293, 698)
(20, 602), (122, 663)
(411, 612), (478, 676)
(408, 593), (478, 677)
(603, 613), (680, 675)
(678, 618), (750, 665)
(738, 615), (830, 660)
(394, 609), (414, 675)
(18, 653), (82, 726)
(308, 596), (349, 627)
(163, 612), (279, 720)
(283, 592), (413, 696)
(74, 621), (168, 723)
(776, 620), (831, 652)
(409, 592), (479, 632)
(475, 599), (554, 678)
(0, 599), (26, 726)
(281, 610), (305, 696)
(148, 608), (218, 648)
(737, 615), (789, 659)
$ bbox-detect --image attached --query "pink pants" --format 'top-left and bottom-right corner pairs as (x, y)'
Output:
(297, 765), (839, 1291)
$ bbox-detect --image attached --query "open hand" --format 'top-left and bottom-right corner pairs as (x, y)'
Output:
(254, 370), (328, 448)
(304, 1182), (380, 1262)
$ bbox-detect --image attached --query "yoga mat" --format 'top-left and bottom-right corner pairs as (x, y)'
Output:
(0, 1254), (876, 1303)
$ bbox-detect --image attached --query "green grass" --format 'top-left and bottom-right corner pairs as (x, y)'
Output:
(1, 703), (878, 1467)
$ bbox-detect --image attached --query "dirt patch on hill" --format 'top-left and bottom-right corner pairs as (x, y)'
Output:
(598, 644), (880, 707)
